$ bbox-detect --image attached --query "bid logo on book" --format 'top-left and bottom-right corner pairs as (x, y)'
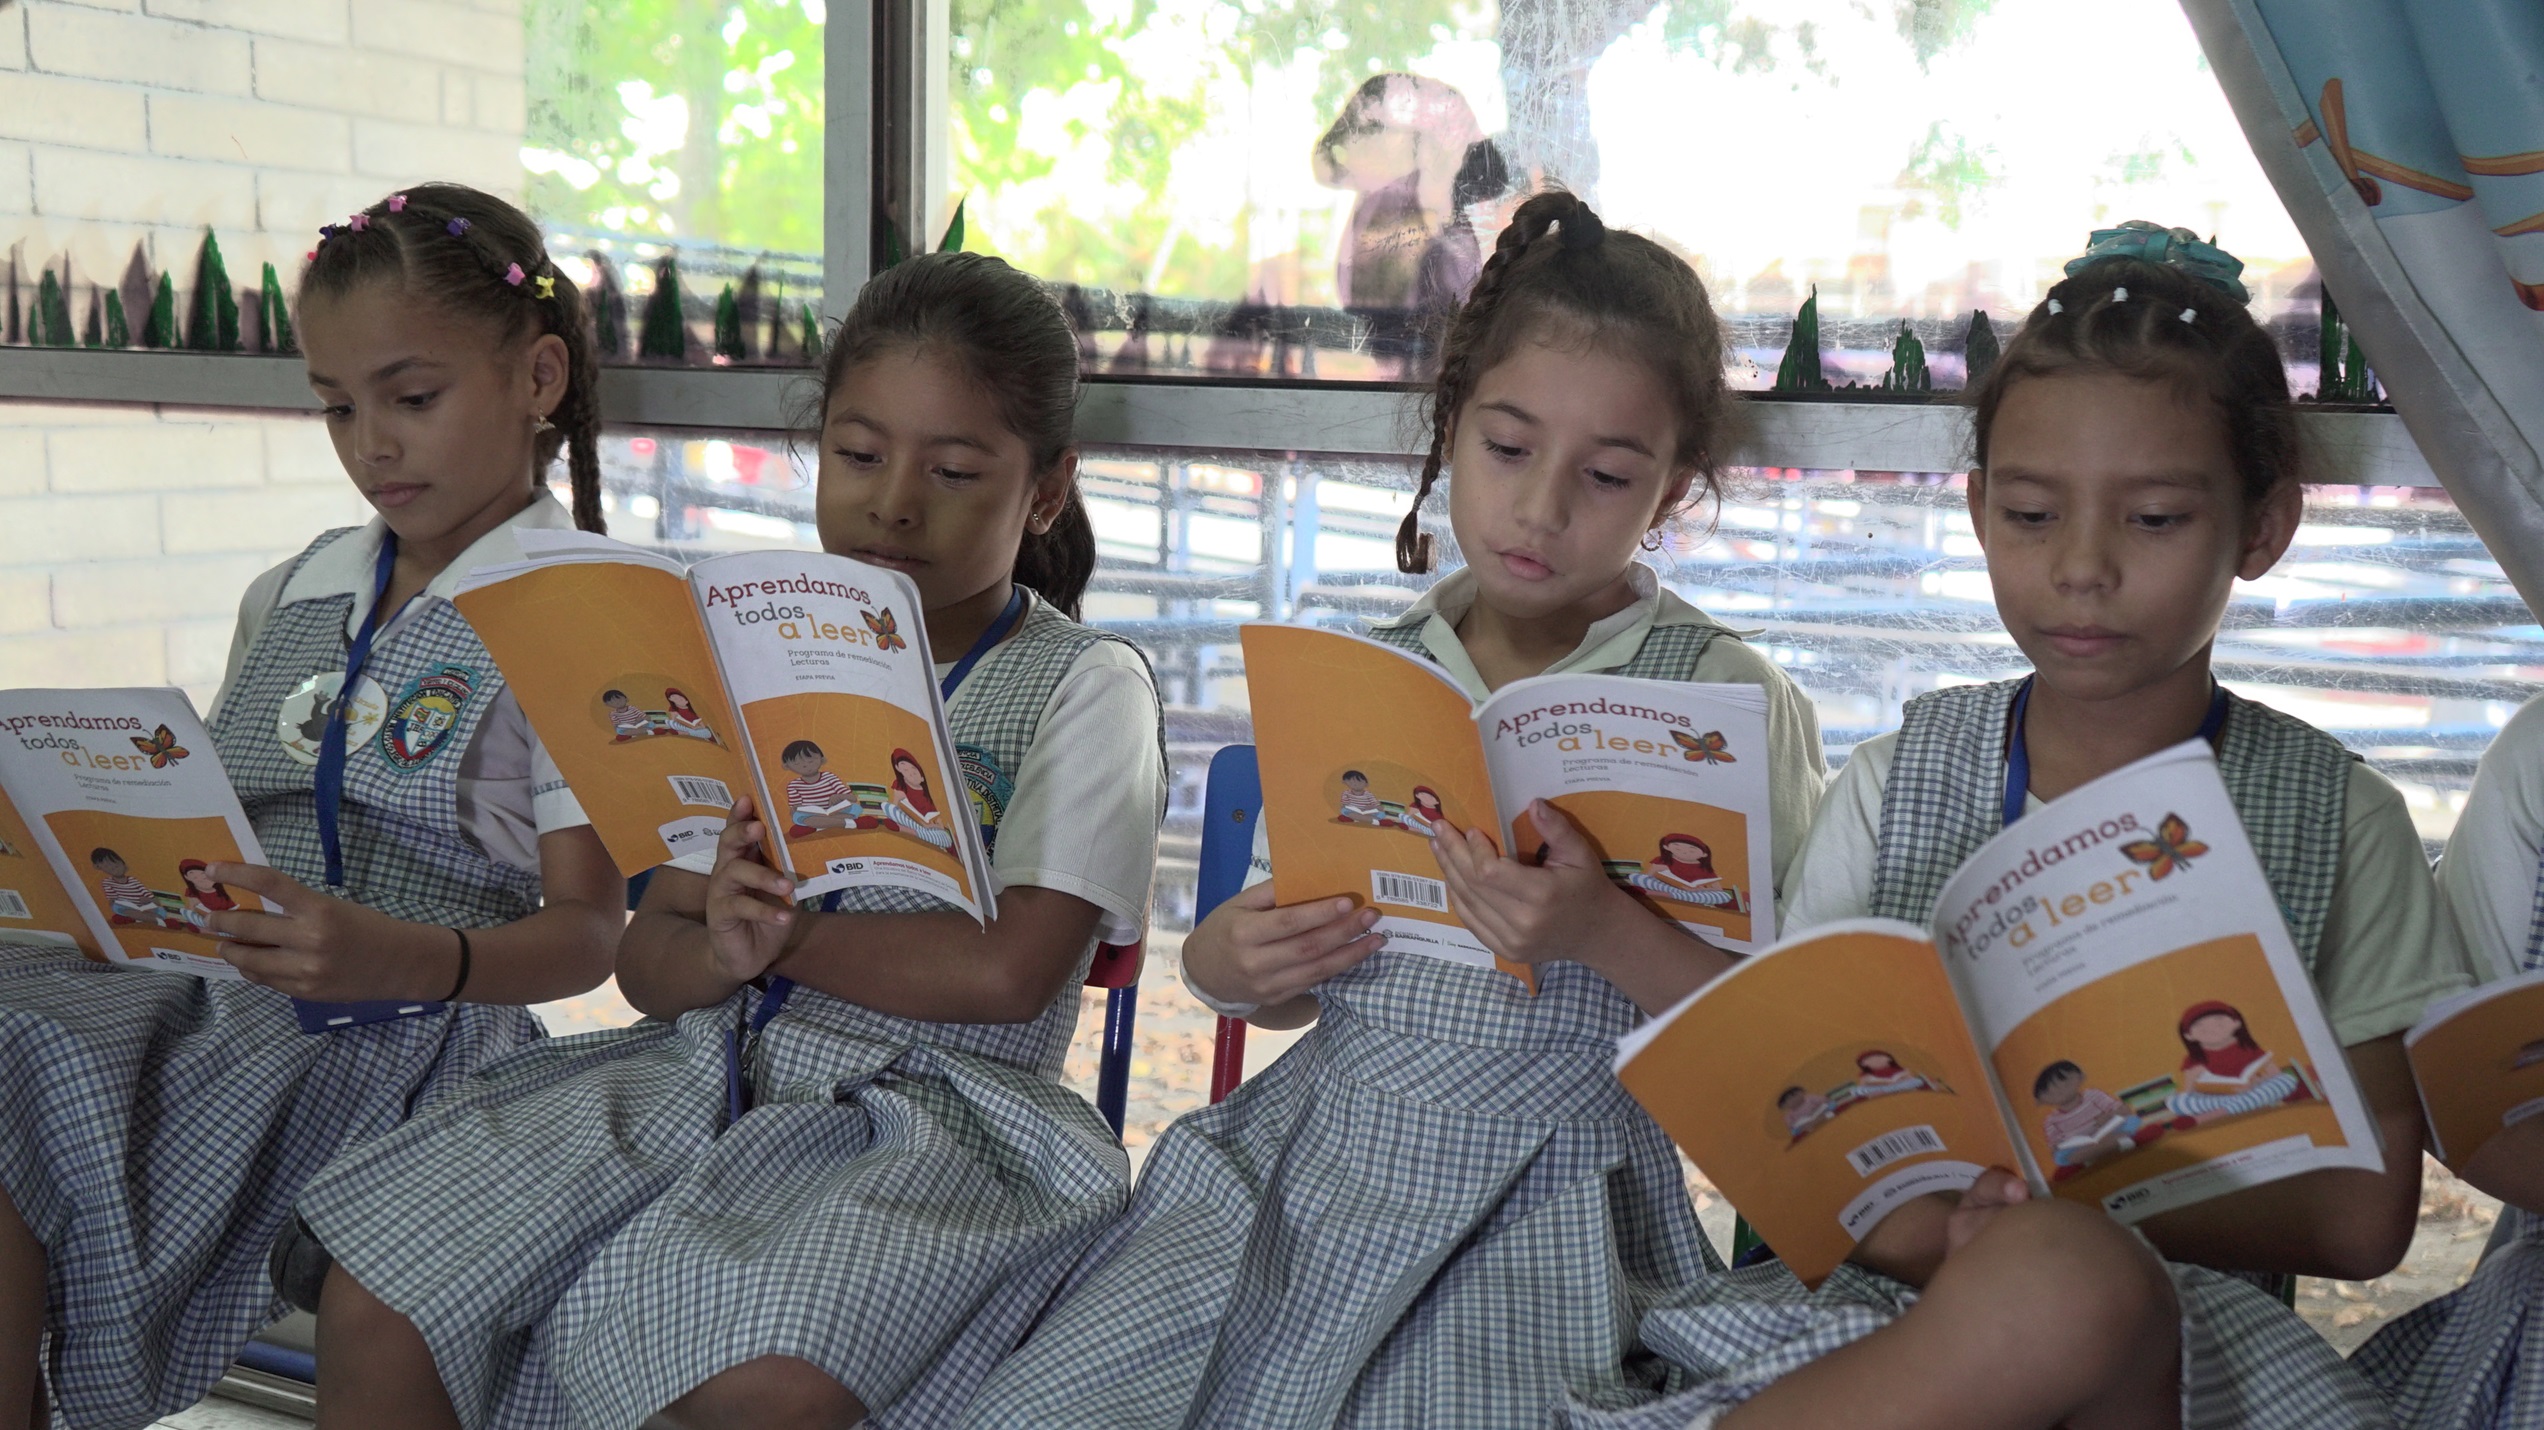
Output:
(377, 665), (476, 771)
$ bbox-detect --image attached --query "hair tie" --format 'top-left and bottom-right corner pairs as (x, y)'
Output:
(446, 217), (472, 237)
(2046, 299), (2063, 315)
(503, 262), (526, 287)
(317, 223), (339, 241)
(2179, 307), (2197, 323)
(2112, 286), (2129, 303)
(387, 194), (408, 212)
(533, 274), (556, 299)
(349, 213), (370, 232)
(2063, 219), (2251, 303)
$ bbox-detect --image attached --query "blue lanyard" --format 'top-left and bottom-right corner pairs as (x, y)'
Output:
(314, 534), (411, 887)
(2003, 674), (2227, 828)
(738, 586), (1030, 1067)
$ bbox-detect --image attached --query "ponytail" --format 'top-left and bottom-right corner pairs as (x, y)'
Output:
(1015, 489), (1096, 619)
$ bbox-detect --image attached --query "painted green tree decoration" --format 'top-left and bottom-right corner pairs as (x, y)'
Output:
(31, 268), (73, 348)
(145, 273), (179, 349)
(713, 282), (744, 361)
(589, 252), (629, 360)
(638, 257), (687, 361)
(1879, 320), (1929, 391)
(261, 262), (296, 354)
(104, 289), (130, 348)
(1773, 288), (1829, 392)
(1963, 309), (1999, 387)
(186, 230), (241, 352)
(799, 302), (822, 364)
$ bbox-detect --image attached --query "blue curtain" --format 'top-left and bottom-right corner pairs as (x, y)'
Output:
(2182, 0), (2544, 617)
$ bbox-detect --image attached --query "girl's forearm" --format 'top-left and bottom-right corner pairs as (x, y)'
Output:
(1575, 908), (1738, 1017)
(2458, 1116), (2544, 1216)
(617, 910), (750, 1018)
(769, 887), (1099, 1025)
(364, 901), (618, 1007)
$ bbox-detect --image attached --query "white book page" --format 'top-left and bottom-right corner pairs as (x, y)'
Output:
(1931, 740), (2379, 1220)
(1476, 676), (1776, 953)
(0, 689), (267, 979)
(689, 552), (994, 919)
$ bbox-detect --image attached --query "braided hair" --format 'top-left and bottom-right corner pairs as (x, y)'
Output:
(1969, 225), (2297, 512)
(1396, 189), (1733, 573)
(299, 183), (607, 533)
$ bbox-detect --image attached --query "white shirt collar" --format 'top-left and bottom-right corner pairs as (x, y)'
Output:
(1371, 562), (1721, 700)
(279, 491), (580, 641)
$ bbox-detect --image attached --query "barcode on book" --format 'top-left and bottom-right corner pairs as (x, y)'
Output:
(1847, 1125), (1947, 1177)
(0, 889), (27, 919)
(669, 775), (734, 809)
(1371, 870), (1449, 912)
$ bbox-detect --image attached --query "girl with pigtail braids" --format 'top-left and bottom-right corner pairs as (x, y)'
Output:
(0, 181), (624, 1430)
(961, 190), (1831, 1428)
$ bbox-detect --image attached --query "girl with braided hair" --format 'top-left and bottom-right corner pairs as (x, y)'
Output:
(0, 183), (624, 1429)
(1569, 223), (2470, 1430)
(962, 190), (1828, 1428)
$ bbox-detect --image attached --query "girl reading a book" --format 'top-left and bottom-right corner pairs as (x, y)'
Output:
(177, 858), (239, 933)
(1579, 223), (2474, 1430)
(1848, 1049), (1932, 1099)
(883, 748), (958, 851)
(963, 190), (1828, 1429)
(2351, 691), (2544, 1428)
(1402, 784), (1447, 836)
(1627, 832), (1741, 910)
(663, 687), (711, 739)
(0, 183), (624, 1430)
(2166, 1001), (2303, 1123)
(298, 250), (1166, 1430)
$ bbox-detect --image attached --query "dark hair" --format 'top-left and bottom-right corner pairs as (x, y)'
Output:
(298, 182), (607, 534)
(601, 689), (627, 702)
(89, 847), (121, 865)
(1968, 248), (2298, 512)
(1775, 1086), (1808, 1108)
(1398, 189), (1733, 573)
(2032, 1059), (2085, 1098)
(780, 739), (823, 762)
(1341, 769), (1368, 782)
(2177, 1002), (2261, 1059)
(816, 252), (1094, 617)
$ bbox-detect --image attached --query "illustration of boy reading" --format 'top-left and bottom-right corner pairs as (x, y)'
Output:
(2033, 1060), (2147, 1171)
(602, 689), (653, 743)
(175, 859), (237, 934)
(2165, 1001), (2306, 1124)
(881, 748), (956, 851)
(1401, 786), (1445, 837)
(90, 849), (170, 928)
(1777, 1085), (1836, 1141)
(1849, 1050), (1936, 1098)
(1622, 833), (1748, 913)
(780, 740), (860, 838)
(1335, 770), (1385, 825)
(661, 688), (716, 741)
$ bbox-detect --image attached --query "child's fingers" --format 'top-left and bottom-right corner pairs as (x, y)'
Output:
(1291, 929), (1385, 986)
(1243, 893), (1367, 943)
(207, 862), (302, 906)
(713, 857), (794, 903)
(1959, 1166), (2032, 1209)
(1527, 799), (1596, 868)
(201, 907), (299, 947)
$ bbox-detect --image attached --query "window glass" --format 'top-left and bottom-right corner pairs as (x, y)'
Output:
(948, 0), (2330, 388)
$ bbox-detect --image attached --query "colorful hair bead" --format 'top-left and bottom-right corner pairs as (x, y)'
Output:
(533, 274), (556, 299)
(349, 213), (370, 232)
(2179, 307), (2197, 323)
(2112, 286), (2129, 302)
(2046, 299), (2063, 315)
(504, 262), (526, 287)
(447, 217), (472, 236)
(387, 194), (408, 212)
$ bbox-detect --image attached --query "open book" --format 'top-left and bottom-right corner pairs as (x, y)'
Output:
(1242, 623), (1775, 989)
(1616, 740), (2381, 1286)
(454, 534), (995, 921)
(2405, 967), (2544, 1171)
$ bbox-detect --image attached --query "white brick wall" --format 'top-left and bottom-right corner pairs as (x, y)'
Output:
(1, 0), (524, 706)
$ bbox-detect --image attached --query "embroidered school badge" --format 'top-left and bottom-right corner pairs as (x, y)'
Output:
(957, 744), (1014, 855)
(377, 664), (477, 772)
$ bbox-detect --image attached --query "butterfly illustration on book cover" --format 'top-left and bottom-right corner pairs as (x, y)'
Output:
(1672, 729), (1735, 764)
(2120, 813), (2208, 880)
(863, 608), (908, 653)
(129, 725), (189, 770)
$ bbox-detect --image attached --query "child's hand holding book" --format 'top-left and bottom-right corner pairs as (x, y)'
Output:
(1180, 883), (1384, 1024)
(703, 795), (805, 985)
(198, 862), (465, 1005)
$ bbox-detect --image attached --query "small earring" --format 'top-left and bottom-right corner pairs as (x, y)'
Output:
(1641, 529), (1666, 552)
(532, 414), (556, 435)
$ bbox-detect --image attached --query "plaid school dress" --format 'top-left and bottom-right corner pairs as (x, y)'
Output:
(1558, 678), (2394, 1429)
(297, 596), (1164, 1430)
(963, 618), (1762, 1430)
(2350, 848), (2544, 1429)
(0, 526), (545, 1428)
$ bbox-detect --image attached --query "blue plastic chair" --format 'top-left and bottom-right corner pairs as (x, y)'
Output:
(1087, 937), (1143, 1138)
(1197, 745), (1260, 1102)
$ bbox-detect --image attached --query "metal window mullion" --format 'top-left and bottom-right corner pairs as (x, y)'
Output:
(823, 0), (880, 319)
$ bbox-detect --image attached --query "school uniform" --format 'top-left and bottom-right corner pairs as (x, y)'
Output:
(1562, 677), (2474, 1430)
(0, 494), (588, 1427)
(963, 564), (1829, 1429)
(2352, 692), (2544, 1429)
(296, 592), (1166, 1430)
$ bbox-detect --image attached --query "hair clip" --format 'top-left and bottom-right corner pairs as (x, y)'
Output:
(349, 213), (370, 232)
(447, 217), (472, 236)
(503, 262), (526, 287)
(317, 223), (339, 240)
(533, 274), (556, 299)
(2112, 286), (2129, 302)
(2046, 299), (2063, 314)
(387, 194), (408, 212)
(2179, 307), (2197, 323)
(304, 250), (317, 262)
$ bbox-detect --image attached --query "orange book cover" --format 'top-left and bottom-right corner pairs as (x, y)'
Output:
(1242, 624), (1778, 992)
(459, 540), (995, 920)
(2405, 968), (2544, 1170)
(0, 688), (277, 978)
(1616, 740), (2381, 1286)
